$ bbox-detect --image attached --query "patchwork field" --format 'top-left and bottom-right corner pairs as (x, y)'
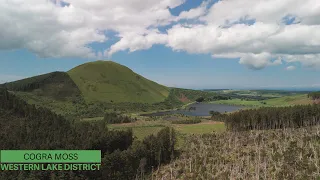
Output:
(213, 94), (312, 107)
(82, 114), (226, 149)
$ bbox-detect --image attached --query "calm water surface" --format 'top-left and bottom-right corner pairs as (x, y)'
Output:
(142, 103), (244, 117)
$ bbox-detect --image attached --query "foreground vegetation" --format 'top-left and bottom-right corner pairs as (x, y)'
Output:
(0, 88), (177, 180)
(152, 103), (320, 179)
(154, 127), (320, 179)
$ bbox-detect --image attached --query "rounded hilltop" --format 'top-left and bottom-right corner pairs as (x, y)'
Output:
(67, 60), (169, 103)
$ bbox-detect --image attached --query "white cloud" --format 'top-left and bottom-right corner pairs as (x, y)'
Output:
(239, 53), (282, 70)
(286, 65), (296, 71)
(0, 0), (184, 58)
(1, 0), (320, 70)
(175, 1), (209, 20)
(106, 30), (168, 57)
(164, 0), (320, 69)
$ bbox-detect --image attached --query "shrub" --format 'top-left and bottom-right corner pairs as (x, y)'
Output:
(172, 119), (201, 124)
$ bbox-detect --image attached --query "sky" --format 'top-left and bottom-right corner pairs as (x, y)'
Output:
(0, 0), (320, 90)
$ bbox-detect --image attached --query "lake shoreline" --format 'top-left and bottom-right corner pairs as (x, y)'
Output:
(141, 103), (244, 117)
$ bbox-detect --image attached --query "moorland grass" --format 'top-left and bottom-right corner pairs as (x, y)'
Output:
(68, 61), (169, 103)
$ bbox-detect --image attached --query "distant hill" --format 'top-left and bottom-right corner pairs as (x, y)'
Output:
(2, 61), (170, 105)
(2, 71), (82, 101)
(169, 88), (229, 103)
(67, 60), (169, 103)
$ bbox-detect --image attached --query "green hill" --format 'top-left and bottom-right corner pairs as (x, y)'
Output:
(1, 61), (172, 115)
(2, 61), (169, 104)
(67, 60), (169, 103)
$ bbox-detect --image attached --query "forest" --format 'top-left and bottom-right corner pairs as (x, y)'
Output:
(0, 88), (176, 180)
(1, 72), (82, 101)
(224, 105), (320, 131)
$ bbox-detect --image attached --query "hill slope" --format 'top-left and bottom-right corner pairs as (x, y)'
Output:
(2, 71), (82, 101)
(68, 60), (169, 103)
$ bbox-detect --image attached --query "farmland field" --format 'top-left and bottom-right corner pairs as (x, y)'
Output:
(105, 119), (226, 148)
(212, 94), (312, 107)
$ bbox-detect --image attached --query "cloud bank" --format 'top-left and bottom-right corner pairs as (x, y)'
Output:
(1, 0), (320, 69)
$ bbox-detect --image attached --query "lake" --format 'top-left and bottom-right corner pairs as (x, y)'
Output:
(142, 103), (244, 117)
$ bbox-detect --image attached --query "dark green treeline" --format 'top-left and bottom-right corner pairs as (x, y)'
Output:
(225, 104), (320, 131)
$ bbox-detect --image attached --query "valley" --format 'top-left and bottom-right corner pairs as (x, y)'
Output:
(1, 60), (320, 179)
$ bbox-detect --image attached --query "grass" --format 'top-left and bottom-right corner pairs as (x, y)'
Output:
(107, 120), (169, 140)
(110, 125), (165, 140)
(68, 60), (169, 104)
(213, 94), (312, 107)
(174, 123), (225, 134)
(266, 94), (312, 105)
(181, 101), (196, 109)
(105, 118), (226, 149)
(81, 117), (104, 121)
(213, 98), (264, 106)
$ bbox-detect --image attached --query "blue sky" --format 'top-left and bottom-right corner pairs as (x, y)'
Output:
(1, 0), (320, 90)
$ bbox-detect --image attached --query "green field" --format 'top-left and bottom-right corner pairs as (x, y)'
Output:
(213, 94), (312, 107)
(104, 118), (225, 149)
(110, 126), (165, 140)
(81, 117), (104, 121)
(80, 113), (227, 148)
(174, 123), (226, 134)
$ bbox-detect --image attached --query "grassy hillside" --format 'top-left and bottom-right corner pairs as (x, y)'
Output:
(68, 60), (169, 103)
(0, 61), (174, 116)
